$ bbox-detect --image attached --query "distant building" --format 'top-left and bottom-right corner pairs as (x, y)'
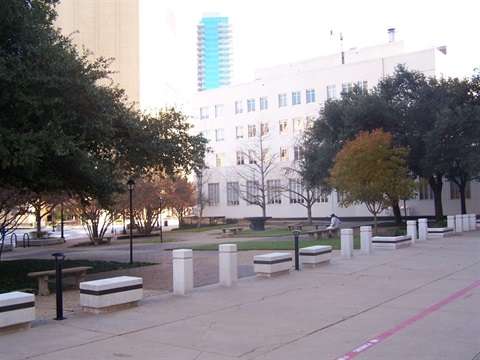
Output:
(197, 14), (232, 92)
(55, 0), (185, 112)
(192, 39), (480, 220)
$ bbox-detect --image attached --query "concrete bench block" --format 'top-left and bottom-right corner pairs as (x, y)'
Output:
(0, 292), (35, 334)
(80, 276), (143, 314)
(254, 252), (292, 277)
(428, 227), (454, 238)
(299, 245), (332, 267)
(372, 235), (412, 249)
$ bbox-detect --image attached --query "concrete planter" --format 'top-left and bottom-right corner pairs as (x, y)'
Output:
(428, 227), (454, 238)
(372, 235), (412, 249)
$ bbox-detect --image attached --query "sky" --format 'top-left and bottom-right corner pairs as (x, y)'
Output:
(168, 0), (479, 87)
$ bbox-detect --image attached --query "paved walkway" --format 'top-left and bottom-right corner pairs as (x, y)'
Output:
(2, 229), (479, 360)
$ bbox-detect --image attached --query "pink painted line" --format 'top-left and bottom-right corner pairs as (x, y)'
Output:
(336, 280), (480, 360)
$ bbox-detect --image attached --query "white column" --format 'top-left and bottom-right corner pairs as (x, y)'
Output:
(407, 220), (418, 244)
(455, 214), (463, 233)
(418, 218), (428, 241)
(341, 229), (354, 258)
(462, 214), (470, 232)
(173, 249), (193, 296)
(219, 244), (237, 286)
(469, 214), (476, 231)
(360, 226), (372, 254)
(447, 215), (455, 233)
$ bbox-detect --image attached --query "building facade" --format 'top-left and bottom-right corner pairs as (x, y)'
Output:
(197, 14), (232, 92)
(192, 40), (480, 220)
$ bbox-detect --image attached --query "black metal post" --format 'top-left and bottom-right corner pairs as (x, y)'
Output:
(292, 230), (301, 270)
(158, 196), (163, 243)
(127, 179), (135, 264)
(60, 202), (65, 242)
(52, 252), (66, 320)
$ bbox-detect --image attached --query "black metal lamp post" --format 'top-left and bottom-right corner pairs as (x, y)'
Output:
(158, 196), (163, 243)
(292, 230), (301, 270)
(52, 252), (66, 320)
(127, 179), (135, 264)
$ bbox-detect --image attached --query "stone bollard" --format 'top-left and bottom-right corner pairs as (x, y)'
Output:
(407, 220), (418, 244)
(219, 244), (237, 287)
(341, 229), (354, 258)
(469, 214), (476, 231)
(360, 226), (372, 254)
(173, 249), (193, 296)
(447, 215), (456, 233)
(462, 214), (470, 232)
(418, 218), (428, 241)
(455, 214), (463, 233)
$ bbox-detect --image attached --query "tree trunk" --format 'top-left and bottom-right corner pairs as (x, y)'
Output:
(429, 173), (444, 222)
(392, 203), (403, 224)
(36, 209), (42, 232)
(459, 181), (467, 214)
(307, 204), (313, 225)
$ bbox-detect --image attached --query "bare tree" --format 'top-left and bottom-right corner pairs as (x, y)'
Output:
(28, 193), (65, 232)
(0, 187), (30, 257)
(193, 168), (212, 228)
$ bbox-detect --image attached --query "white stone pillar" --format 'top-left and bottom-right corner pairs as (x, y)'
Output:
(341, 229), (354, 258)
(447, 215), (456, 233)
(219, 244), (237, 286)
(462, 214), (470, 232)
(469, 214), (477, 230)
(418, 218), (428, 241)
(360, 226), (372, 254)
(407, 220), (418, 244)
(173, 249), (193, 296)
(455, 214), (463, 233)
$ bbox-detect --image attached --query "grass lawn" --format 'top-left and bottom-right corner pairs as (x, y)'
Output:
(0, 259), (156, 294)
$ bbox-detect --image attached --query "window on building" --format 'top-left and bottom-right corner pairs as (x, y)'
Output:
(342, 82), (354, 94)
(278, 93), (287, 108)
(292, 91), (301, 105)
(294, 146), (302, 161)
(306, 89), (316, 103)
(208, 183), (220, 206)
(312, 188), (328, 203)
(450, 181), (471, 199)
(235, 100), (243, 114)
(248, 124), (256, 138)
(306, 116), (315, 129)
(289, 179), (304, 203)
(201, 130), (212, 142)
(337, 191), (345, 203)
(357, 80), (368, 92)
(215, 128), (225, 142)
(246, 180), (259, 204)
(419, 181), (434, 200)
(215, 104), (224, 118)
(261, 123), (269, 136)
(279, 119), (288, 134)
(227, 182), (239, 206)
(280, 147), (289, 162)
(247, 98), (256, 112)
(260, 96), (268, 110)
(200, 107), (209, 119)
(262, 149), (270, 164)
(327, 85), (336, 100)
(215, 153), (225, 167)
(267, 179), (282, 204)
(293, 118), (304, 133)
(236, 125), (244, 139)
(248, 150), (257, 164)
(236, 151), (245, 165)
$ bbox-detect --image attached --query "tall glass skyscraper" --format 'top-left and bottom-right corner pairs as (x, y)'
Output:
(197, 14), (232, 92)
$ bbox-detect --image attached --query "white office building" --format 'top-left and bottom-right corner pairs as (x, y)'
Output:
(191, 39), (479, 220)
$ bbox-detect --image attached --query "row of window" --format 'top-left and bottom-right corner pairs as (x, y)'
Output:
(215, 146), (303, 167)
(208, 180), (473, 207)
(199, 81), (368, 119)
(203, 117), (315, 143)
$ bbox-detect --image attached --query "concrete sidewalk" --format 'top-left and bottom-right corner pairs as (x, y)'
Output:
(2, 231), (479, 360)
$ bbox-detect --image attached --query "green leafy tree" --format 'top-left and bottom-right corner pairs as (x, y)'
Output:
(328, 130), (416, 233)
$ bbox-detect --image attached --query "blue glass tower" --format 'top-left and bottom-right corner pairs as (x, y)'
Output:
(197, 14), (232, 92)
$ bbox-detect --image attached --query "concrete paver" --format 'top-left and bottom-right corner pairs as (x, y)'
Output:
(1, 229), (479, 360)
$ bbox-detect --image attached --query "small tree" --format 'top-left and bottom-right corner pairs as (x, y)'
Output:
(193, 168), (212, 228)
(163, 177), (195, 228)
(328, 130), (416, 233)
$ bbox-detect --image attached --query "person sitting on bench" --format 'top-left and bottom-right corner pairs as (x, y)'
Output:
(327, 214), (341, 237)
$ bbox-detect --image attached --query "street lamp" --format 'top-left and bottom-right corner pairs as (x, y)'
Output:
(158, 196), (163, 243)
(127, 179), (135, 264)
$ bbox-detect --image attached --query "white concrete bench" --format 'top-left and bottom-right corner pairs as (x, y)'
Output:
(221, 227), (243, 235)
(80, 276), (143, 314)
(0, 292), (35, 334)
(28, 266), (93, 296)
(299, 245), (332, 267)
(253, 252), (292, 277)
(92, 236), (113, 245)
(428, 227), (454, 238)
(372, 235), (412, 249)
(287, 223), (303, 231)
